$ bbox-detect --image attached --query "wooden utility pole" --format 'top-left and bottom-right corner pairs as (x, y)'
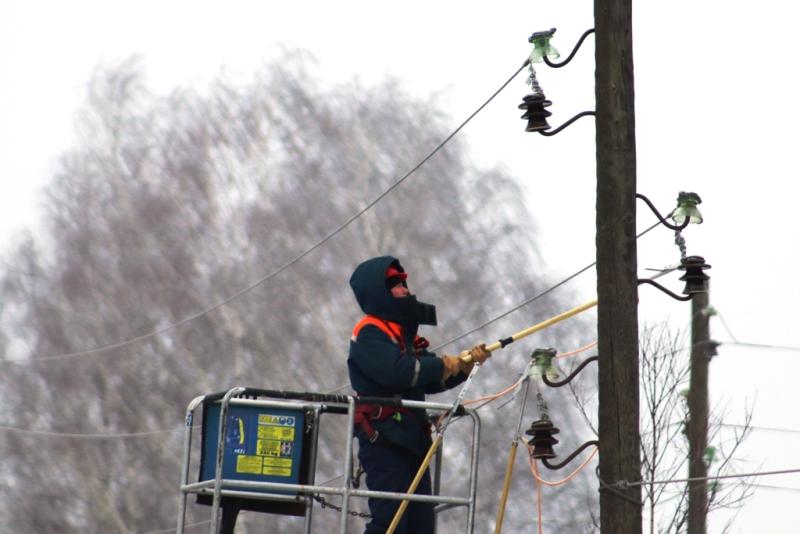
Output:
(687, 288), (711, 534)
(595, 0), (642, 532)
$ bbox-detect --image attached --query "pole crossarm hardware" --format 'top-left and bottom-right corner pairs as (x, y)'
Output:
(543, 28), (596, 68)
(538, 110), (596, 137)
(637, 278), (693, 302)
(639, 255), (710, 302)
(635, 193), (691, 232)
(541, 440), (599, 471)
(542, 355), (598, 387)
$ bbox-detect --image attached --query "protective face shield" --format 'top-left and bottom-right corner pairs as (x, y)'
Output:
(392, 294), (437, 326)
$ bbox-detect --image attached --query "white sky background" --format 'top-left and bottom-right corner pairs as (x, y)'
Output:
(2, 1), (799, 532)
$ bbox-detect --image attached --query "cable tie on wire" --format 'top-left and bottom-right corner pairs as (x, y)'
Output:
(596, 469), (643, 506)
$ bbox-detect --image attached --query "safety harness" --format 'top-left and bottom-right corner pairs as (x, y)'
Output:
(351, 316), (432, 443)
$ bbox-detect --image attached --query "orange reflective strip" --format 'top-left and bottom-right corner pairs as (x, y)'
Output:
(352, 316), (402, 345)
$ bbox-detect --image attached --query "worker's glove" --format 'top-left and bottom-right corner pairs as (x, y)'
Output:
(441, 355), (462, 380)
(460, 344), (491, 365)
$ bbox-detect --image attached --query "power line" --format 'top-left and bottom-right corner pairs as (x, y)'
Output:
(750, 483), (800, 493)
(140, 519), (210, 534)
(0, 423), (184, 439)
(713, 311), (739, 343)
(432, 262), (595, 351)
(1, 61), (529, 366)
(720, 341), (800, 353)
(319, 256), (596, 389)
(327, 220), (661, 392)
(661, 421), (800, 438)
(718, 423), (800, 435)
(434, 220), (661, 351)
(619, 467), (800, 488)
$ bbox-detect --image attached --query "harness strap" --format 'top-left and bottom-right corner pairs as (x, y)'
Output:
(354, 402), (431, 443)
(354, 403), (409, 443)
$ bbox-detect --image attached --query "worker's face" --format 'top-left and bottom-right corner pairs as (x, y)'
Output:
(390, 282), (410, 298)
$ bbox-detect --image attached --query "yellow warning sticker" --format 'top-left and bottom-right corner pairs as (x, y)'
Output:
(258, 414), (279, 425)
(236, 455), (263, 474)
(258, 425), (295, 441)
(262, 466), (292, 477)
(257, 439), (282, 457)
(258, 414), (296, 426)
(263, 457), (292, 468)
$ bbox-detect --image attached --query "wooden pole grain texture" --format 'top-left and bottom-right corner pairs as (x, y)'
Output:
(688, 290), (711, 534)
(595, 0), (643, 532)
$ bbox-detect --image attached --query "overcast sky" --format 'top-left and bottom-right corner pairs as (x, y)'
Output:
(2, 1), (799, 532)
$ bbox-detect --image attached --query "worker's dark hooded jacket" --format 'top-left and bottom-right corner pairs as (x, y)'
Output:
(348, 256), (467, 456)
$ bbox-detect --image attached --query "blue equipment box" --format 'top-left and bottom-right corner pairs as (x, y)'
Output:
(200, 402), (306, 493)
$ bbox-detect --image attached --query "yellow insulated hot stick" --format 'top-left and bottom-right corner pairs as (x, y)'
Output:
(386, 298), (598, 534)
(459, 298), (598, 363)
(494, 439), (520, 533)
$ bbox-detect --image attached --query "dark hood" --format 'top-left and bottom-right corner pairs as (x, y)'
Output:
(349, 256), (437, 327)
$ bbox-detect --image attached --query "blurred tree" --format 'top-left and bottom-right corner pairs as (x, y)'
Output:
(563, 322), (754, 534)
(639, 323), (753, 534)
(0, 53), (594, 532)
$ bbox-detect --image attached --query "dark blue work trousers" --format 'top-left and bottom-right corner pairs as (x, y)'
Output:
(358, 439), (435, 534)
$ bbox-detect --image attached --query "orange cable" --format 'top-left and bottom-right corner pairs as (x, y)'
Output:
(457, 341), (597, 411)
(525, 443), (599, 487)
(434, 373), (527, 430)
(556, 340), (598, 359)
(463, 375), (525, 405)
(533, 460), (544, 534)
(433, 340), (599, 429)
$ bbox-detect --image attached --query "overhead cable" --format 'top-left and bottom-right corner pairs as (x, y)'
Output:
(749, 483), (800, 493)
(0, 423), (183, 439)
(329, 221), (660, 393)
(140, 519), (211, 534)
(714, 311), (740, 343)
(434, 220), (660, 351)
(718, 423), (800, 435)
(614, 467), (800, 488)
(2, 61), (530, 366)
(527, 444), (599, 487)
(720, 341), (800, 353)
(432, 261), (595, 351)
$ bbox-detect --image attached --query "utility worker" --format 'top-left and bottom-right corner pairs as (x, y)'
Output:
(348, 256), (490, 534)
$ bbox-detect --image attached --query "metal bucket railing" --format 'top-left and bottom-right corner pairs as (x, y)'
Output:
(177, 387), (481, 533)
